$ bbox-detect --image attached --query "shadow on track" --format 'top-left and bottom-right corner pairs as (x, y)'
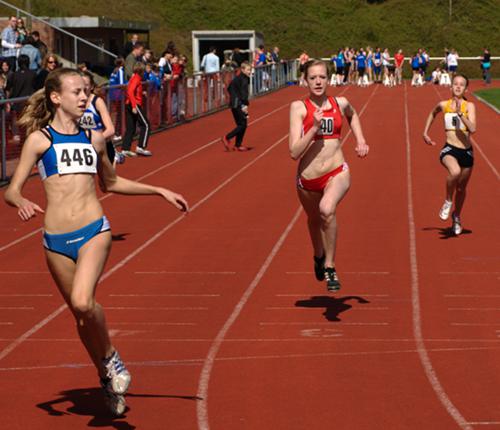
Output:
(422, 226), (472, 239)
(295, 296), (370, 322)
(36, 387), (201, 429)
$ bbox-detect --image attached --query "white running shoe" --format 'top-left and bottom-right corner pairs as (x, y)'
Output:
(439, 200), (453, 220)
(121, 150), (137, 158)
(102, 350), (131, 395)
(112, 135), (122, 143)
(135, 147), (152, 156)
(114, 152), (126, 165)
(452, 213), (463, 236)
(101, 379), (126, 416)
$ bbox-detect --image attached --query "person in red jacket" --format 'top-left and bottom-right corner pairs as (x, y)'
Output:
(394, 49), (405, 85)
(121, 62), (152, 157)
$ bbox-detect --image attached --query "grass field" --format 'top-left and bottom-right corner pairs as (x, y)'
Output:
(474, 88), (500, 111)
(1, 0), (499, 77)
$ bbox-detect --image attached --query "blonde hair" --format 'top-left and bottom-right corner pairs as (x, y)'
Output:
(19, 68), (82, 135)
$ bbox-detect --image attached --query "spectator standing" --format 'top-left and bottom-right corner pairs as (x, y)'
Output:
(19, 36), (42, 71)
(1, 16), (22, 71)
(31, 31), (48, 58)
(5, 54), (36, 141)
(231, 47), (246, 68)
(159, 50), (173, 80)
(124, 42), (144, 80)
(200, 46), (220, 73)
(1, 60), (13, 83)
(121, 62), (152, 157)
(16, 17), (28, 44)
(447, 49), (459, 76)
(394, 49), (405, 85)
(480, 48), (491, 85)
(109, 57), (126, 142)
(372, 47), (382, 83)
(123, 33), (139, 57)
(222, 62), (251, 152)
(34, 53), (59, 90)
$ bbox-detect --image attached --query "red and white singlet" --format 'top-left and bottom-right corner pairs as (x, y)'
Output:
(302, 96), (343, 141)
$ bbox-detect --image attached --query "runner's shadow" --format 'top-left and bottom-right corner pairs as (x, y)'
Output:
(36, 387), (201, 429)
(295, 296), (370, 322)
(112, 233), (130, 241)
(422, 226), (472, 240)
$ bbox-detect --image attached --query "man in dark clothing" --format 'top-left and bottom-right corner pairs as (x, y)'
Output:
(222, 62), (251, 152)
(31, 31), (48, 58)
(231, 47), (246, 68)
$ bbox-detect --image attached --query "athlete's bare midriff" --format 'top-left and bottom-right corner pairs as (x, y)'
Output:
(298, 138), (345, 180)
(43, 173), (104, 234)
(445, 129), (471, 150)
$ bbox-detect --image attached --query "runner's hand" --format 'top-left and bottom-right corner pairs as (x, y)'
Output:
(423, 134), (436, 146)
(355, 140), (369, 158)
(312, 109), (323, 130)
(160, 189), (189, 212)
(17, 198), (44, 221)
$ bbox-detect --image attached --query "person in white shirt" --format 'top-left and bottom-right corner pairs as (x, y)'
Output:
(200, 46), (220, 73)
(447, 49), (459, 76)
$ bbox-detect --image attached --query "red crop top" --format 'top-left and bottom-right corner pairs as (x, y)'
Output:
(302, 96), (343, 140)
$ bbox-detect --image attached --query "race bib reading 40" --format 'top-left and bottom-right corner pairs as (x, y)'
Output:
(54, 143), (98, 175)
(318, 117), (334, 135)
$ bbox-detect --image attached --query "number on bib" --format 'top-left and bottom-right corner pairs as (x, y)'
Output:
(54, 143), (97, 175)
(319, 117), (334, 135)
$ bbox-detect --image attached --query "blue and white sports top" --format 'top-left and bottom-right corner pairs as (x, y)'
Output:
(37, 125), (98, 180)
(79, 95), (104, 131)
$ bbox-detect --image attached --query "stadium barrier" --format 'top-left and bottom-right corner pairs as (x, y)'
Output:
(0, 60), (298, 183)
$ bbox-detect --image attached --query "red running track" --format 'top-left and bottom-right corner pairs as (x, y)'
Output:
(0, 81), (499, 429)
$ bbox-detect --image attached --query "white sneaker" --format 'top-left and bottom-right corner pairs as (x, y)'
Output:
(439, 200), (453, 220)
(114, 152), (126, 165)
(101, 379), (126, 416)
(112, 135), (122, 143)
(135, 147), (152, 156)
(121, 150), (137, 158)
(452, 213), (463, 236)
(102, 350), (131, 395)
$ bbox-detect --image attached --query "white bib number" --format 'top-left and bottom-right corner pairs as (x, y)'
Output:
(54, 143), (97, 175)
(79, 112), (96, 129)
(444, 113), (465, 131)
(318, 117), (334, 136)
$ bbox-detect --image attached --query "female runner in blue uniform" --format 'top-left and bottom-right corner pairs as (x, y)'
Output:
(289, 59), (369, 291)
(423, 74), (476, 235)
(4, 68), (188, 415)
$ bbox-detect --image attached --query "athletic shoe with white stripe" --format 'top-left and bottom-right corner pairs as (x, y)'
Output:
(452, 212), (463, 236)
(324, 267), (341, 292)
(135, 147), (152, 156)
(100, 378), (126, 416)
(439, 200), (453, 220)
(102, 350), (131, 395)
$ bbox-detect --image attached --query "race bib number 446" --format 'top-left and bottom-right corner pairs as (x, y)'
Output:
(54, 143), (97, 175)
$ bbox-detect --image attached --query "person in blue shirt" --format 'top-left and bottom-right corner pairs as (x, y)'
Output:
(356, 49), (367, 86)
(373, 47), (382, 83)
(334, 49), (345, 86)
(411, 52), (422, 86)
(108, 57), (127, 142)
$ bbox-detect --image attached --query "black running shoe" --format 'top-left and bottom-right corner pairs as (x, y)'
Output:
(314, 255), (325, 281)
(324, 267), (341, 292)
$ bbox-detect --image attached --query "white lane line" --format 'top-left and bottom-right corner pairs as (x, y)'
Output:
(451, 323), (500, 327)
(405, 82), (472, 430)
(274, 294), (390, 297)
(109, 322), (197, 326)
(265, 306), (389, 311)
(0, 322), (13, 325)
(134, 271), (236, 275)
(440, 272), (500, 275)
(0, 133), (289, 362)
(0, 307), (34, 310)
(467, 423), (500, 426)
(431, 85), (500, 181)
(109, 294), (220, 297)
(197, 207), (302, 430)
(445, 295), (500, 298)
(103, 307), (209, 311)
(0, 102), (291, 255)
(0, 271), (50, 274)
(0, 294), (52, 297)
(3, 345), (500, 373)
(259, 322), (389, 326)
(285, 271), (390, 275)
(449, 308), (500, 311)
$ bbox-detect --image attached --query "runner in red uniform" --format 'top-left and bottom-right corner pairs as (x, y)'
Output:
(289, 59), (369, 291)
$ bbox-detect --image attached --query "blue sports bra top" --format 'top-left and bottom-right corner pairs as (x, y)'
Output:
(37, 125), (98, 180)
(79, 95), (104, 131)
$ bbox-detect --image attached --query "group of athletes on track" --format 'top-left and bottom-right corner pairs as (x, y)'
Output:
(2, 54), (477, 417)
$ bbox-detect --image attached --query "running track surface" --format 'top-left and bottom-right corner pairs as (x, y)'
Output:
(0, 81), (499, 430)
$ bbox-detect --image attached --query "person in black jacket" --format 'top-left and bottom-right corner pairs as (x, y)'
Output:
(222, 62), (252, 151)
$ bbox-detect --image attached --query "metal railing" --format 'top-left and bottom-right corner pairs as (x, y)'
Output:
(0, 60), (298, 182)
(0, 0), (117, 64)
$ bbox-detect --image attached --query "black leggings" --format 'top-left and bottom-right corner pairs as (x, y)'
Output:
(226, 107), (247, 147)
(122, 104), (150, 151)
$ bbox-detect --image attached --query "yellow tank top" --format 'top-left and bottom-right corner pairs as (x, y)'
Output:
(443, 99), (468, 132)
